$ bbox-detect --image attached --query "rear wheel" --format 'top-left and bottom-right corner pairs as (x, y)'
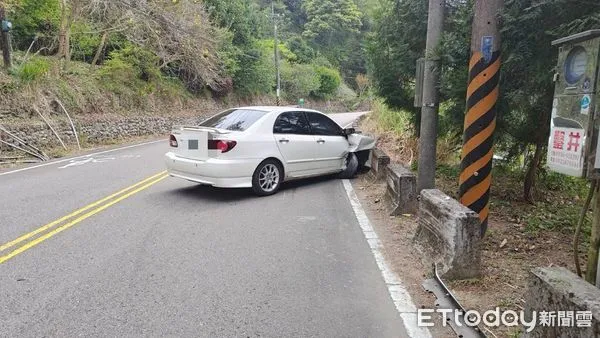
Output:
(338, 152), (359, 179)
(252, 159), (283, 196)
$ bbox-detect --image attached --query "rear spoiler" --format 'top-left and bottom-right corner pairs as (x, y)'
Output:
(171, 125), (231, 135)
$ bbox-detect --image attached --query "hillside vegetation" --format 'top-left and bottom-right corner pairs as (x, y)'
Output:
(0, 0), (377, 120)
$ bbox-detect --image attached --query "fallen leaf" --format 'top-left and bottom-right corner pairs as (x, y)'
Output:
(500, 239), (508, 248)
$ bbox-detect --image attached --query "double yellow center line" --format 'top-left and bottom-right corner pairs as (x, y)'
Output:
(0, 171), (169, 264)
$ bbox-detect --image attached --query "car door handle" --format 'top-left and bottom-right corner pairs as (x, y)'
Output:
(317, 139), (325, 144)
(279, 138), (290, 143)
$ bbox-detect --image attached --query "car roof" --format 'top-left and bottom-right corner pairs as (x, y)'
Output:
(232, 106), (323, 114)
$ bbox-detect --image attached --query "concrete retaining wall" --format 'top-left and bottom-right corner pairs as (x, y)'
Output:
(523, 267), (600, 338)
(385, 163), (417, 215)
(413, 189), (482, 280)
(369, 148), (390, 180)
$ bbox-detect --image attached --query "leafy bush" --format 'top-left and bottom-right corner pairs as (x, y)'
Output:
(98, 46), (161, 93)
(257, 39), (297, 62)
(280, 61), (320, 100)
(539, 171), (589, 196)
(313, 66), (341, 98)
(15, 57), (50, 82)
(336, 82), (357, 102)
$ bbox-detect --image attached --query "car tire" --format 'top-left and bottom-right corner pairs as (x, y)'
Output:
(252, 159), (283, 196)
(338, 152), (359, 179)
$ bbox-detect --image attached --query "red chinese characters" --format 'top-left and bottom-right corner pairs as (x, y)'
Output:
(567, 132), (581, 152)
(553, 130), (565, 150)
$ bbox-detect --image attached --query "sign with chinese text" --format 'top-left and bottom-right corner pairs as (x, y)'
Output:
(548, 127), (586, 177)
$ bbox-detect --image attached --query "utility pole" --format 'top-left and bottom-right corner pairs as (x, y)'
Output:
(0, 4), (11, 69)
(417, 0), (445, 192)
(272, 1), (281, 106)
(587, 185), (600, 286)
(459, 0), (504, 236)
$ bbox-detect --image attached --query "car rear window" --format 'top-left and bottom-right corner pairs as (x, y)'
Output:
(200, 109), (267, 131)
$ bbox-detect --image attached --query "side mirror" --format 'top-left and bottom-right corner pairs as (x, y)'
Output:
(343, 128), (356, 136)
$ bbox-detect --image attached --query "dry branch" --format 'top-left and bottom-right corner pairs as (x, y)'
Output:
(0, 124), (49, 160)
(0, 139), (46, 161)
(54, 99), (81, 150)
(34, 106), (67, 151)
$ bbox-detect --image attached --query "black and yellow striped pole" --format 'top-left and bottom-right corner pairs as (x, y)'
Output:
(459, 0), (503, 236)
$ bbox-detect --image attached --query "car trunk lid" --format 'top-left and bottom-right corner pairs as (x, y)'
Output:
(170, 126), (231, 161)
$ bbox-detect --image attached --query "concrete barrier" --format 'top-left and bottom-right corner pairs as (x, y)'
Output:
(385, 163), (417, 216)
(413, 189), (482, 280)
(523, 267), (600, 338)
(369, 148), (390, 180)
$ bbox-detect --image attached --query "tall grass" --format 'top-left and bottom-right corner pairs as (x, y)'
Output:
(14, 57), (50, 83)
(370, 99), (413, 136)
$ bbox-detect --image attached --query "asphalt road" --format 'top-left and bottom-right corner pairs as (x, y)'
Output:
(0, 113), (410, 337)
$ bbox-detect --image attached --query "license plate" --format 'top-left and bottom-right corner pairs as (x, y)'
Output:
(188, 139), (199, 150)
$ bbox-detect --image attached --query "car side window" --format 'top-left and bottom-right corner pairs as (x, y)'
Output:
(273, 112), (311, 135)
(306, 112), (343, 136)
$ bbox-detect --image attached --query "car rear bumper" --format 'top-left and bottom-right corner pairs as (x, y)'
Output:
(165, 152), (260, 188)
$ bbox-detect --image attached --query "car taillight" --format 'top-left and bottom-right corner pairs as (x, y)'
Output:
(169, 134), (178, 148)
(208, 140), (237, 153)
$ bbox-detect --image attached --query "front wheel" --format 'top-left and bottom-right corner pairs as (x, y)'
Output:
(252, 159), (283, 196)
(338, 152), (359, 179)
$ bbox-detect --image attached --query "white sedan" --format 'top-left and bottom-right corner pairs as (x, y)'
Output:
(165, 106), (375, 196)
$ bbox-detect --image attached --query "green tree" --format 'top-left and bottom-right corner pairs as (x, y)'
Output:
(302, 0), (363, 74)
(501, 0), (600, 201)
(233, 42), (276, 97)
(302, 0), (362, 44)
(366, 0), (427, 128)
(10, 0), (60, 51)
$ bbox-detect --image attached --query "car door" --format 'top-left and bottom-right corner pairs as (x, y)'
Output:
(273, 111), (319, 178)
(305, 112), (350, 172)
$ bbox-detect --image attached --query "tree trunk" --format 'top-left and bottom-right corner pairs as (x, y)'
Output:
(64, 28), (71, 62)
(57, 0), (69, 59)
(57, 0), (77, 63)
(524, 142), (543, 203)
(91, 31), (108, 67)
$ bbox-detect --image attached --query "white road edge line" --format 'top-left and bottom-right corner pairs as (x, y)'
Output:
(342, 179), (433, 338)
(0, 139), (165, 177)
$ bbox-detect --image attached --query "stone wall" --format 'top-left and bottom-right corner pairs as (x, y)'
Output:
(0, 100), (363, 153)
(0, 115), (200, 151)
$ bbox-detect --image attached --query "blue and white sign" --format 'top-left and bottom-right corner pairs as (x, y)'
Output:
(581, 94), (591, 115)
(481, 36), (494, 64)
